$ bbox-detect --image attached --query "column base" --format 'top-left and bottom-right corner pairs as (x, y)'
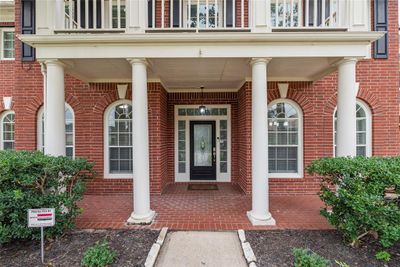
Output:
(247, 211), (276, 226)
(127, 210), (156, 225)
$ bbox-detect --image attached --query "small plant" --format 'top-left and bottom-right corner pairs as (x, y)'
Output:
(375, 251), (391, 262)
(335, 260), (350, 267)
(293, 248), (331, 267)
(81, 241), (117, 267)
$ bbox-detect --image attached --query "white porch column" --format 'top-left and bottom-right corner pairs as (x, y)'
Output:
(247, 58), (276, 226)
(127, 58), (155, 224)
(336, 58), (358, 157)
(44, 60), (66, 156)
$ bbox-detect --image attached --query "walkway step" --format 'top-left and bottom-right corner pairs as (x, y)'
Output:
(155, 231), (248, 267)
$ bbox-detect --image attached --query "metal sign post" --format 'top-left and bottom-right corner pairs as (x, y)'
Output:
(28, 208), (55, 264)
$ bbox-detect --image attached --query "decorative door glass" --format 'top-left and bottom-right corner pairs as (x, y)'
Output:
(193, 124), (212, 166)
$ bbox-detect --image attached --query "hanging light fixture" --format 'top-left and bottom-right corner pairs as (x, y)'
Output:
(199, 86), (207, 115)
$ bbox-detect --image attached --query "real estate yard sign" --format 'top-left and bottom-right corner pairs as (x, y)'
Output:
(28, 208), (55, 263)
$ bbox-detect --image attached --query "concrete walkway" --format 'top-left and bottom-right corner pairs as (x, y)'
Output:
(155, 231), (248, 267)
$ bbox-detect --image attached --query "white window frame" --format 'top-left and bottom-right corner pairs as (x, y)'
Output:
(268, 99), (304, 179)
(104, 99), (133, 179)
(37, 104), (75, 158)
(174, 104), (231, 182)
(0, 28), (15, 60)
(0, 110), (15, 150)
(333, 99), (372, 157)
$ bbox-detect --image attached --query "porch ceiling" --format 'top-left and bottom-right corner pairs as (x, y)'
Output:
(63, 57), (342, 89)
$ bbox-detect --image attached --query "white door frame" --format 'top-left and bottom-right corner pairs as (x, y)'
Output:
(174, 104), (231, 182)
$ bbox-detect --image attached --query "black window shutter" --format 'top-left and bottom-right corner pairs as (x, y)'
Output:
(21, 0), (35, 61)
(374, 0), (388, 59)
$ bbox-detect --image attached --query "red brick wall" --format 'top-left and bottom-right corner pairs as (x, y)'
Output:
(237, 82), (252, 193)
(1, 0), (398, 197)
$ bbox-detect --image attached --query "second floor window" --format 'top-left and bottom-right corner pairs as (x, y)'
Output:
(1, 29), (15, 60)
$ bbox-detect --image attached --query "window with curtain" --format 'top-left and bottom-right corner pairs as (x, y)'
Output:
(268, 100), (302, 176)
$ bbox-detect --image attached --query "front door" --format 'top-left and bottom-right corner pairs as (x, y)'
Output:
(190, 121), (216, 180)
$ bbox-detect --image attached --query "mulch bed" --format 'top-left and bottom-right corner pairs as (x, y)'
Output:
(0, 229), (159, 267)
(246, 230), (400, 267)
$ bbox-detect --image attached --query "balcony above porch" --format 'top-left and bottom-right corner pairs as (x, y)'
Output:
(35, 0), (372, 35)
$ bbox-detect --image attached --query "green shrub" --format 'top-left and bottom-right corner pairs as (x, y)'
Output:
(375, 251), (391, 262)
(307, 157), (400, 248)
(81, 241), (117, 267)
(0, 150), (95, 244)
(293, 248), (331, 267)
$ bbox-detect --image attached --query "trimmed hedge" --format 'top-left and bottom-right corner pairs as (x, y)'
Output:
(0, 150), (95, 244)
(307, 157), (400, 248)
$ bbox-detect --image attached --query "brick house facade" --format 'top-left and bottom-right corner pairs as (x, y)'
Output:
(0, 0), (398, 225)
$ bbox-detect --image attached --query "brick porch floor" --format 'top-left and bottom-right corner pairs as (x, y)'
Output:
(76, 184), (332, 230)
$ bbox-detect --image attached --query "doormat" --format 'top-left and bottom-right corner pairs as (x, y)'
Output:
(188, 184), (218, 190)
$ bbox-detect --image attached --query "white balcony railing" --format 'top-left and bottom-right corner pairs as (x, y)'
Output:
(270, 0), (338, 28)
(63, 0), (126, 30)
(59, 0), (343, 31)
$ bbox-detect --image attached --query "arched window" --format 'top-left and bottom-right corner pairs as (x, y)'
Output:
(104, 100), (133, 178)
(37, 104), (75, 158)
(334, 100), (372, 157)
(268, 99), (303, 178)
(0, 111), (15, 150)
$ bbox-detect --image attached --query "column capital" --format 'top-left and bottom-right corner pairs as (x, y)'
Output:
(127, 58), (148, 66)
(336, 57), (359, 67)
(43, 59), (66, 67)
(250, 58), (272, 66)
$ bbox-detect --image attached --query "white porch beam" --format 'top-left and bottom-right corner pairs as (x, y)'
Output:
(336, 58), (358, 157)
(44, 60), (66, 156)
(247, 58), (276, 226)
(127, 58), (156, 224)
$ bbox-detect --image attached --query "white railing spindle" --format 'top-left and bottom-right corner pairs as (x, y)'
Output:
(152, 0), (156, 28)
(109, 0), (113, 28)
(305, 0), (309, 27)
(215, 0), (218, 28)
(275, 0), (278, 27)
(322, 0), (326, 27)
(313, 0), (317, 27)
(170, 0), (173, 28)
(232, 0), (235, 27)
(162, 0), (165, 28)
(179, 0), (182, 27)
(93, 0), (97, 28)
(223, 0), (226, 27)
(77, 0), (81, 29)
(101, 0), (105, 28)
(240, 0), (244, 28)
(117, 0), (121, 28)
(290, 0), (294, 27)
(196, 0), (200, 29)
(329, 0), (334, 27)
(85, 0), (89, 28)
(206, 0), (209, 28)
